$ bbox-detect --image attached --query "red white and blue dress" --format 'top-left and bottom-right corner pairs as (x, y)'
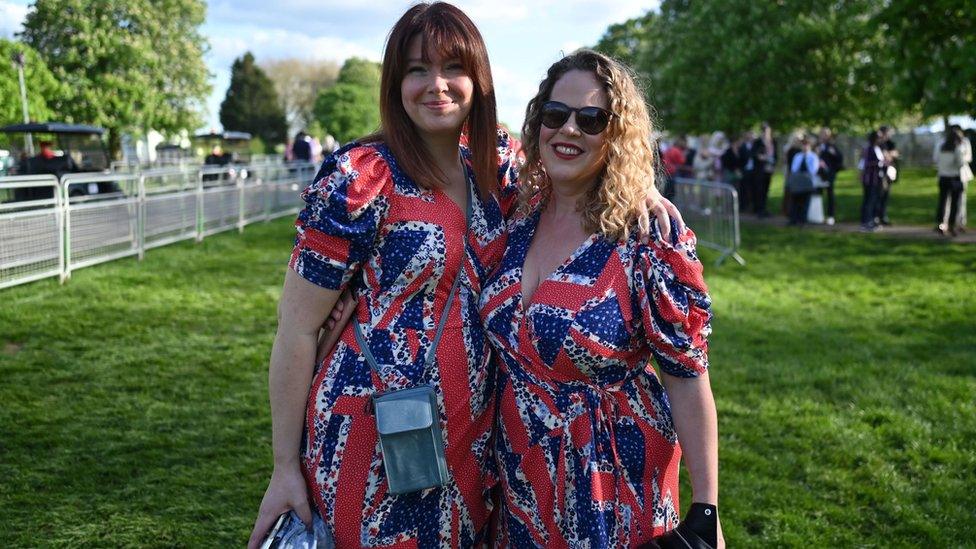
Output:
(479, 206), (712, 548)
(288, 134), (519, 548)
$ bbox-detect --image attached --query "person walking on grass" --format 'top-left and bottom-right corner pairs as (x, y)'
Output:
(859, 130), (886, 232)
(817, 127), (843, 226)
(950, 125), (972, 232)
(876, 125), (899, 226)
(935, 129), (967, 237)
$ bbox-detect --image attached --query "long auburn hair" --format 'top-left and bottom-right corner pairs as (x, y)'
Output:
(520, 50), (660, 241)
(365, 2), (498, 197)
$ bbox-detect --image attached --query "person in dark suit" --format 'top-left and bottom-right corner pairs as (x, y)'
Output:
(720, 137), (741, 186)
(754, 122), (777, 218)
(876, 125), (899, 225)
(291, 131), (312, 162)
(817, 128), (844, 225)
(737, 130), (758, 213)
(860, 130), (885, 232)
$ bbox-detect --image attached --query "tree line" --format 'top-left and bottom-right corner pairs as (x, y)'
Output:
(594, 0), (975, 136)
(1, 0), (380, 157)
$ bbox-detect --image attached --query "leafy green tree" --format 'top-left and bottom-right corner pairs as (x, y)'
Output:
(336, 58), (382, 90)
(596, 1), (895, 136)
(219, 52), (288, 151)
(593, 13), (656, 73)
(0, 39), (62, 128)
(312, 58), (381, 145)
(663, 0), (894, 134)
(876, 0), (976, 127)
(313, 84), (379, 145)
(19, 0), (212, 157)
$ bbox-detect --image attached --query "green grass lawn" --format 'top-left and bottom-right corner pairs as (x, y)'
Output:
(1, 216), (974, 546)
(766, 167), (974, 227)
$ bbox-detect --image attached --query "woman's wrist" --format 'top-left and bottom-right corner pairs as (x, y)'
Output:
(272, 454), (301, 470)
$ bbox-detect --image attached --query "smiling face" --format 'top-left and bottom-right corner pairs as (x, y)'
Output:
(539, 70), (609, 193)
(400, 35), (474, 141)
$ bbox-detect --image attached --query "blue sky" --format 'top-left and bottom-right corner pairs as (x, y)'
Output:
(1, 0), (658, 133)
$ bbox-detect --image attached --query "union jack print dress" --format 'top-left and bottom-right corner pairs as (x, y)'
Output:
(288, 134), (519, 548)
(479, 208), (712, 548)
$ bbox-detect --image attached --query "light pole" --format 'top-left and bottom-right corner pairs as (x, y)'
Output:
(11, 50), (34, 155)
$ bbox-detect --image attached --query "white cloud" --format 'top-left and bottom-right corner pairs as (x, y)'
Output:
(460, 0), (529, 21)
(207, 27), (379, 67)
(0, 1), (28, 38)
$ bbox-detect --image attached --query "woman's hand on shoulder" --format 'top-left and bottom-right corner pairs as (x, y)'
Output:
(247, 464), (314, 549)
(638, 190), (684, 244)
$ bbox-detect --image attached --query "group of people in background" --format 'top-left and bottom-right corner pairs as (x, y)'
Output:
(933, 125), (973, 236)
(660, 124), (845, 225)
(661, 127), (777, 217)
(283, 130), (339, 164)
(661, 123), (975, 237)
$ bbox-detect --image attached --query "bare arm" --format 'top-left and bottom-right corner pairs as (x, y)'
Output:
(248, 269), (341, 548)
(662, 371), (718, 505)
(270, 269), (341, 468)
(662, 371), (723, 547)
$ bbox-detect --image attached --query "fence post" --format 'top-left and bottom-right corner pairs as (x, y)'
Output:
(237, 168), (246, 233)
(61, 178), (72, 282)
(137, 174), (146, 260)
(56, 177), (65, 284)
(196, 168), (204, 242)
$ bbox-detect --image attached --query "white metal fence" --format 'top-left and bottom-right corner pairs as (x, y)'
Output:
(0, 175), (63, 289)
(674, 177), (744, 266)
(0, 162), (316, 289)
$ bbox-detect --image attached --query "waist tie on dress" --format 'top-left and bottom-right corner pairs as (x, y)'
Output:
(568, 370), (645, 539)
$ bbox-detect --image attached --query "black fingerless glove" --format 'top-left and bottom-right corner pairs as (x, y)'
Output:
(653, 503), (718, 549)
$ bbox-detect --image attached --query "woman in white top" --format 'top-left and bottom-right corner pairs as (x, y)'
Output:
(935, 129), (966, 236)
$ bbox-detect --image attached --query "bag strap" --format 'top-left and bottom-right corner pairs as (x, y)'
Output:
(354, 171), (473, 389)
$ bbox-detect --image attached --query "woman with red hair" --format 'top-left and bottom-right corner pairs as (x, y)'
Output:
(247, 4), (519, 546)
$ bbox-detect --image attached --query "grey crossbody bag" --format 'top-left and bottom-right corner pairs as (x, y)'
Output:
(353, 183), (471, 495)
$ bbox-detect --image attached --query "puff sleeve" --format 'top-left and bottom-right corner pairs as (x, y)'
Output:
(634, 222), (713, 378)
(288, 144), (393, 291)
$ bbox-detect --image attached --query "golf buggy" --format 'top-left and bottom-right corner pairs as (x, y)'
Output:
(0, 122), (119, 200)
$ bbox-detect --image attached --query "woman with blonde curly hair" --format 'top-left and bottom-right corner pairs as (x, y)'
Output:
(479, 50), (723, 548)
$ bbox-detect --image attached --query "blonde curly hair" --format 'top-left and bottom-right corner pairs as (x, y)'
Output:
(519, 49), (660, 241)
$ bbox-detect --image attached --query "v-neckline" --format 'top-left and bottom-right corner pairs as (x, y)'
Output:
(432, 152), (474, 224)
(518, 209), (599, 312)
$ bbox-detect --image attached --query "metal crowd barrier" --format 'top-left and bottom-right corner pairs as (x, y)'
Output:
(142, 168), (199, 252)
(674, 177), (744, 266)
(0, 175), (63, 289)
(62, 173), (141, 280)
(0, 161), (317, 290)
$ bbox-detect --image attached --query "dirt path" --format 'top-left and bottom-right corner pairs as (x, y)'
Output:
(740, 213), (976, 243)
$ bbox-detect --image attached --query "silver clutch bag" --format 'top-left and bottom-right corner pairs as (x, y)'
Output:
(260, 510), (334, 549)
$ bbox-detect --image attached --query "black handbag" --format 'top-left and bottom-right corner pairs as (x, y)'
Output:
(786, 158), (816, 193)
(352, 184), (471, 495)
(638, 503), (718, 549)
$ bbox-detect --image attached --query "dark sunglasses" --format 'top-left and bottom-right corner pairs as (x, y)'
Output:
(540, 101), (614, 135)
